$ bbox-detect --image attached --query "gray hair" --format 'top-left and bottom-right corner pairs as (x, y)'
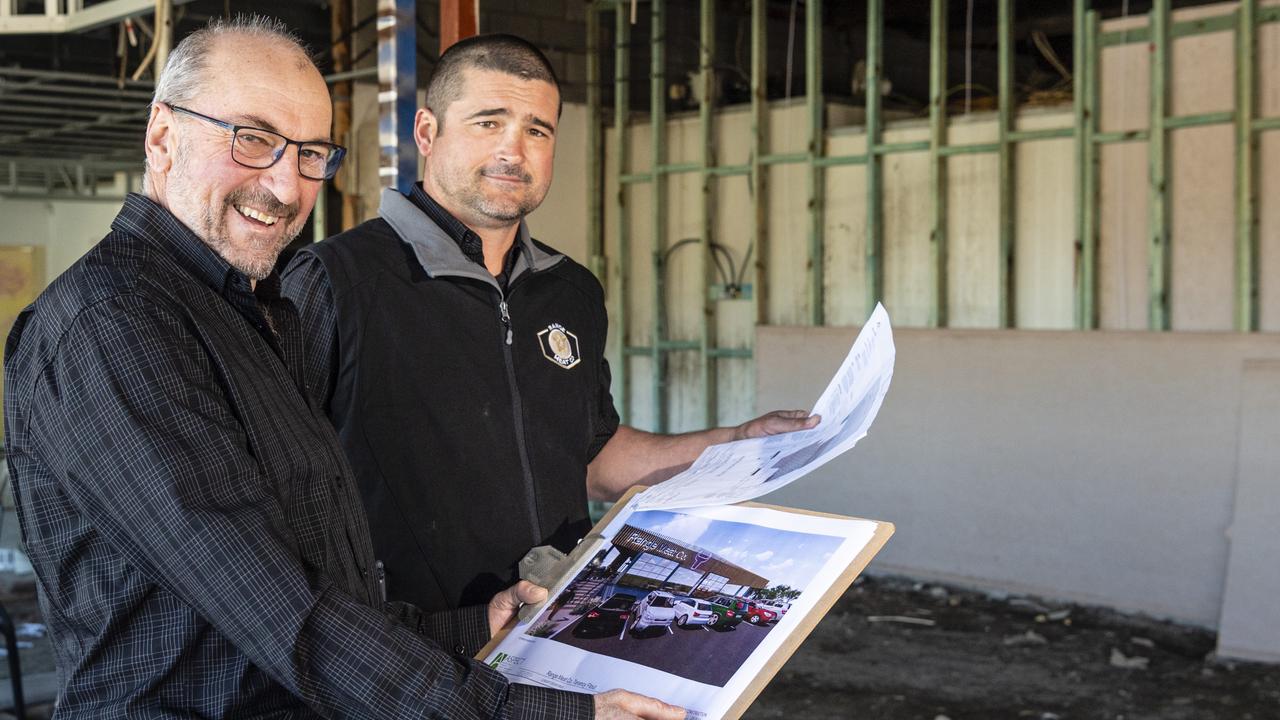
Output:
(152, 14), (314, 107)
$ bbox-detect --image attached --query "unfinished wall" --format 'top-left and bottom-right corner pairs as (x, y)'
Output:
(756, 324), (1280, 659)
(587, 1), (1280, 435)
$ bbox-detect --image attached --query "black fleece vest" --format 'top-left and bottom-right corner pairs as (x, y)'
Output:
(303, 211), (612, 613)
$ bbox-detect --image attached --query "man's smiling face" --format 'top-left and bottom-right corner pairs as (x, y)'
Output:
(150, 34), (332, 279)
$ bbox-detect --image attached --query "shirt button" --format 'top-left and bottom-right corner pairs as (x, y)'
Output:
(453, 644), (466, 655)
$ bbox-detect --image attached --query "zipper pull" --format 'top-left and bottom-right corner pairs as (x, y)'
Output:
(375, 560), (387, 604)
(499, 300), (513, 345)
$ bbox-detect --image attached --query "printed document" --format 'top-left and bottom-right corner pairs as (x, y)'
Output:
(635, 303), (895, 511)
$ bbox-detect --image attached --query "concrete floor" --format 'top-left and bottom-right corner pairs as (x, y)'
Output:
(2, 507), (1276, 719)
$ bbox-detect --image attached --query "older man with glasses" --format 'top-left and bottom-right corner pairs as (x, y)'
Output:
(2, 15), (682, 720)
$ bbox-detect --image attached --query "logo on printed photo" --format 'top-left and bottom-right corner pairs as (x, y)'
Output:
(537, 323), (581, 369)
(489, 652), (508, 669)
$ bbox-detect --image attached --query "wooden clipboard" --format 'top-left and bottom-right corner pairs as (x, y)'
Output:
(479, 487), (894, 720)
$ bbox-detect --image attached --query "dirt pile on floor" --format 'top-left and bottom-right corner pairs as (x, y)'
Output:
(747, 575), (1280, 720)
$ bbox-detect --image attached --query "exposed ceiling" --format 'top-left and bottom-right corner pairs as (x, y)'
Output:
(0, 0), (1232, 197)
(0, 0), (332, 196)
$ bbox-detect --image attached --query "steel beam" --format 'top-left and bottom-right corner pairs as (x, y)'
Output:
(1099, 8), (1280, 48)
(1008, 128), (1074, 142)
(0, 83), (153, 102)
(613, 5), (632, 424)
(1148, 0), (1171, 330)
(324, 67), (378, 84)
(1235, 0), (1258, 331)
(440, 0), (478, 53)
(807, 0), (825, 325)
(0, 0), (195, 35)
(1, 93), (138, 111)
(1075, 4), (1101, 329)
(929, 0), (948, 327)
(0, 66), (153, 88)
(154, 0), (171, 80)
(998, 0), (1016, 327)
(751, 0), (769, 327)
(376, 0), (416, 194)
(0, 155), (139, 171)
(587, 3), (604, 282)
(864, 0), (882, 319)
(698, 0), (718, 427)
(0, 104), (137, 119)
(650, 0), (668, 433)
(0, 109), (147, 145)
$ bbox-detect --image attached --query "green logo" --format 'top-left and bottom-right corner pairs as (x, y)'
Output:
(489, 652), (508, 669)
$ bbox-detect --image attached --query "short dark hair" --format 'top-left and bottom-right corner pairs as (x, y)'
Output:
(425, 33), (561, 127)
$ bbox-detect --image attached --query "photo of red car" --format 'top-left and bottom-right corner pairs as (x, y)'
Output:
(744, 602), (777, 625)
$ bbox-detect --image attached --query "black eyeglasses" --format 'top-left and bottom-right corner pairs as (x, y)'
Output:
(166, 104), (347, 181)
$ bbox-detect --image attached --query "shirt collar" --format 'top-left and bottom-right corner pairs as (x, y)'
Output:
(406, 183), (491, 266)
(112, 193), (258, 299)
(378, 187), (563, 287)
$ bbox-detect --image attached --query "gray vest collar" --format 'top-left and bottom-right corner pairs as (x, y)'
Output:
(377, 187), (563, 289)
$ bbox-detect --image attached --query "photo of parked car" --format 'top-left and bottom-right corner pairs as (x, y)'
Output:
(572, 594), (636, 639)
(757, 600), (791, 620)
(673, 597), (716, 627)
(706, 594), (751, 629)
(631, 590), (677, 634)
(744, 602), (777, 625)
(530, 507), (844, 686)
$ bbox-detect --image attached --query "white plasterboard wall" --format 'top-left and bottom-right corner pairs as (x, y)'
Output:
(0, 195), (126, 283)
(754, 324), (1280, 654)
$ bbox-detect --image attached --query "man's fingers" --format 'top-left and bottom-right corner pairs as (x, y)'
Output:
(776, 409), (819, 425)
(493, 581), (548, 610)
(758, 410), (820, 435)
(488, 582), (550, 636)
(734, 409), (821, 440)
(594, 690), (686, 720)
(511, 580), (549, 605)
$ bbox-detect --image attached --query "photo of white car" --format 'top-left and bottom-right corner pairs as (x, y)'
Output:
(630, 590), (677, 634)
(673, 597), (716, 627)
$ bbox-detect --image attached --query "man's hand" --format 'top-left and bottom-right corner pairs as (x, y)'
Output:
(732, 409), (820, 441)
(593, 689), (686, 720)
(487, 580), (547, 636)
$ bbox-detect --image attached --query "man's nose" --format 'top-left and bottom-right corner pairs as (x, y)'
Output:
(494, 127), (526, 163)
(259, 145), (303, 206)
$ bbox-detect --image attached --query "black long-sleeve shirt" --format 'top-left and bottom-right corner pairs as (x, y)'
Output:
(2, 193), (590, 719)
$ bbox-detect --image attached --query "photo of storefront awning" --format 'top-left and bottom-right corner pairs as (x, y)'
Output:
(606, 524), (769, 597)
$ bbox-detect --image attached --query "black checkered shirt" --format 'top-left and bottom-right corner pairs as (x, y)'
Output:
(3, 194), (592, 719)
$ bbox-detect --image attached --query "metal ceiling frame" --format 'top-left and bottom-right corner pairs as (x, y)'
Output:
(0, 0), (193, 35)
(0, 66), (150, 199)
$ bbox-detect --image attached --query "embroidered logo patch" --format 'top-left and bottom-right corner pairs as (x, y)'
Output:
(537, 323), (581, 369)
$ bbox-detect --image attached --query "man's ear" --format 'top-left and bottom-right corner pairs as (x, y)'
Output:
(413, 107), (437, 158)
(144, 103), (175, 175)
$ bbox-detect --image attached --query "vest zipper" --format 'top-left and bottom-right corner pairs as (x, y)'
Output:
(496, 291), (543, 545)
(499, 300), (513, 345)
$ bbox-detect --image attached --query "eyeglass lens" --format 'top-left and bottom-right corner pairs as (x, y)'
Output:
(232, 128), (340, 180)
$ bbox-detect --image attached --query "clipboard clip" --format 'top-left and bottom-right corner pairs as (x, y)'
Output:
(516, 532), (609, 622)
